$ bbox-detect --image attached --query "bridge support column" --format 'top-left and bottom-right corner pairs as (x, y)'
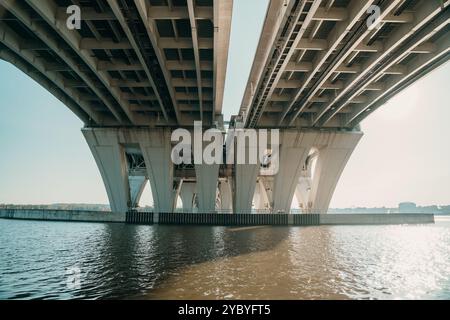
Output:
(82, 128), (130, 213)
(253, 181), (261, 210)
(136, 129), (175, 213)
(234, 164), (259, 214)
(272, 131), (316, 214)
(218, 179), (233, 211)
(295, 179), (311, 213)
(295, 166), (313, 213)
(129, 176), (147, 208)
(271, 130), (363, 214)
(254, 178), (271, 211)
(308, 131), (363, 214)
(180, 182), (196, 213)
(195, 164), (220, 213)
(233, 135), (260, 214)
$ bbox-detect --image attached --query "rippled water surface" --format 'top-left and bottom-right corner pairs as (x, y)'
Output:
(1, 217), (450, 300)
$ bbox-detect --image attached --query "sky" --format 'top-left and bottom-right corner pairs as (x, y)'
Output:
(0, 0), (449, 208)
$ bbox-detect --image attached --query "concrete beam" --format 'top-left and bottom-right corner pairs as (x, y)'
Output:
(346, 33), (450, 126)
(107, 0), (175, 123)
(312, 7), (414, 24)
(188, 0), (205, 120)
(166, 60), (213, 71)
(134, 0), (182, 124)
(285, 61), (313, 72)
(158, 37), (214, 49)
(238, 0), (298, 123)
(172, 78), (213, 88)
(25, 0), (137, 124)
(312, 7), (348, 21)
(0, 21), (103, 124)
(297, 39), (328, 51)
(244, 0), (322, 127)
(79, 38), (132, 50)
(213, 0), (233, 118)
(1, 0), (126, 124)
(283, 0), (393, 125)
(313, 0), (448, 126)
(147, 6), (213, 20)
(175, 91), (214, 101)
(111, 79), (151, 88)
(56, 7), (116, 21)
(0, 49), (90, 124)
(277, 79), (344, 90)
(97, 61), (144, 71)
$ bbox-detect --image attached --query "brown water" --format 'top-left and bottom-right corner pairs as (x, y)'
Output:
(1, 217), (449, 300)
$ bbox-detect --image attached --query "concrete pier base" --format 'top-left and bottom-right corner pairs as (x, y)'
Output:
(218, 179), (233, 211)
(273, 130), (363, 214)
(129, 176), (147, 208)
(308, 132), (363, 214)
(83, 129), (131, 213)
(234, 163), (259, 214)
(82, 127), (362, 215)
(180, 181), (196, 212)
(195, 164), (220, 213)
(136, 129), (175, 213)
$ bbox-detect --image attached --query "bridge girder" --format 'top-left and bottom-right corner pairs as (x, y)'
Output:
(239, 0), (450, 129)
(0, 0), (232, 127)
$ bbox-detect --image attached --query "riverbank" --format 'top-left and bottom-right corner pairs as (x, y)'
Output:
(0, 209), (435, 225)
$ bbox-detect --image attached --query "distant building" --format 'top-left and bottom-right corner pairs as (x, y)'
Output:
(399, 202), (418, 213)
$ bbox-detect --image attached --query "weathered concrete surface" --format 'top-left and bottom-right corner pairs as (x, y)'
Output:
(320, 214), (435, 225)
(0, 209), (125, 223)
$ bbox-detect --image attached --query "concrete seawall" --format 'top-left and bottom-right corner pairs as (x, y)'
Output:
(320, 214), (435, 225)
(0, 209), (125, 223)
(0, 209), (434, 225)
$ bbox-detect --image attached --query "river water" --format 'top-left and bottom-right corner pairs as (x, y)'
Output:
(0, 217), (449, 300)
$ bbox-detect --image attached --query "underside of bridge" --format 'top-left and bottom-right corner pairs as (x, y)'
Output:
(240, 0), (450, 129)
(0, 0), (232, 127)
(232, 0), (449, 214)
(0, 0), (448, 214)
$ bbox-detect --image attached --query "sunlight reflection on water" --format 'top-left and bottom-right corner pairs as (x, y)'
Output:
(0, 218), (449, 300)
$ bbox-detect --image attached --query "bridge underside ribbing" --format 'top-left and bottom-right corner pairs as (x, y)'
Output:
(240, 0), (450, 129)
(0, 0), (232, 127)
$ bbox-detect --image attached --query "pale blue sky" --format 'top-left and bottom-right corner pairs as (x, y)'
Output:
(0, 0), (449, 208)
